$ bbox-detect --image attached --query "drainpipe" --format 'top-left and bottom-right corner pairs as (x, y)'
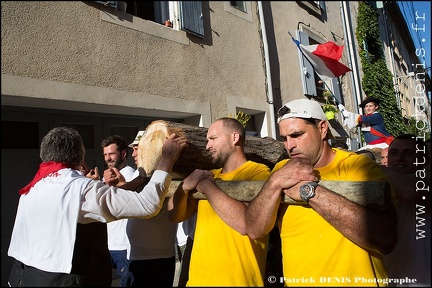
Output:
(340, 1), (363, 148)
(381, 4), (400, 108)
(340, 2), (362, 110)
(258, 1), (277, 138)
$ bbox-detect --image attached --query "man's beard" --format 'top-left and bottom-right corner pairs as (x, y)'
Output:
(212, 153), (228, 168)
(107, 158), (124, 169)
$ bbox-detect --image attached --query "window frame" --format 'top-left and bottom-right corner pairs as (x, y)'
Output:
(230, 1), (247, 13)
(95, 1), (204, 38)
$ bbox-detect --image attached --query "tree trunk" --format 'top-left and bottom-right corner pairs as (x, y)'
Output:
(138, 120), (287, 177)
(138, 120), (390, 210)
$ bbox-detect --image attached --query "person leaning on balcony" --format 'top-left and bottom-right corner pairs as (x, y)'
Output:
(245, 98), (397, 287)
(381, 134), (431, 287)
(338, 96), (394, 150)
(7, 126), (187, 287)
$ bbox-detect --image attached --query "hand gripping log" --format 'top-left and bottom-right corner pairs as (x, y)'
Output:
(167, 180), (391, 211)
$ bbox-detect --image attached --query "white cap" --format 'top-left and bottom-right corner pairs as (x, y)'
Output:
(277, 99), (327, 123)
(129, 130), (145, 148)
(277, 99), (334, 139)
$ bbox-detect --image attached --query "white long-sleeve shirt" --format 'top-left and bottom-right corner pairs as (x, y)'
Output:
(127, 168), (178, 260)
(106, 165), (136, 251)
(8, 168), (172, 273)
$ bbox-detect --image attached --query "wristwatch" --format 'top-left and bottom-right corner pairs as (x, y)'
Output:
(299, 182), (319, 203)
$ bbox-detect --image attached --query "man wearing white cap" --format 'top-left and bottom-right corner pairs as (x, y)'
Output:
(245, 98), (397, 287)
(129, 130), (145, 178)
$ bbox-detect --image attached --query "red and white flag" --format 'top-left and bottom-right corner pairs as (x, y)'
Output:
(298, 41), (352, 81)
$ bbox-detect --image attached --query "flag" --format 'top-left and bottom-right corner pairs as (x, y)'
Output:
(293, 38), (352, 81)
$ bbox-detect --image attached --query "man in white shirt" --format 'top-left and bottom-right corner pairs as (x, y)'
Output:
(8, 126), (187, 287)
(120, 130), (179, 287)
(101, 135), (136, 287)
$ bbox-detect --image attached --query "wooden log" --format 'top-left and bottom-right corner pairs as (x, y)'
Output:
(139, 120), (389, 210)
(138, 120), (287, 177)
(166, 180), (390, 210)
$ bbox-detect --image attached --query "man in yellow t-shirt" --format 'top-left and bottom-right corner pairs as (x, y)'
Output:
(168, 117), (271, 286)
(246, 99), (397, 287)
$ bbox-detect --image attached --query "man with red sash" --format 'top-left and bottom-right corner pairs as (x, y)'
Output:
(8, 126), (187, 287)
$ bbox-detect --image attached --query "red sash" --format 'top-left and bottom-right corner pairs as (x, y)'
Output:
(19, 161), (73, 195)
(369, 128), (394, 145)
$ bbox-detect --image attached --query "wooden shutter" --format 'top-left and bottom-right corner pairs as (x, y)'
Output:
(297, 30), (317, 96)
(331, 78), (342, 103)
(94, 1), (117, 9)
(180, 1), (204, 38)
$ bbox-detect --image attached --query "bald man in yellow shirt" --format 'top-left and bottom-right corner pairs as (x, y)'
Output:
(168, 117), (271, 286)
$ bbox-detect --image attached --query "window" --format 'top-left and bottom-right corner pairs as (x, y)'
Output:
(95, 1), (170, 25)
(109, 126), (139, 147)
(1, 121), (39, 149)
(235, 108), (265, 137)
(230, 1), (246, 13)
(296, 30), (342, 104)
(224, 1), (252, 22)
(122, 1), (169, 25)
(96, 1), (204, 38)
(297, 1), (324, 16)
(60, 123), (95, 149)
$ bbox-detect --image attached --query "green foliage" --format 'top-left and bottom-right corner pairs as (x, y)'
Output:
(322, 90), (337, 112)
(235, 110), (251, 129)
(323, 90), (334, 102)
(323, 103), (338, 113)
(356, 2), (406, 137)
(405, 116), (431, 139)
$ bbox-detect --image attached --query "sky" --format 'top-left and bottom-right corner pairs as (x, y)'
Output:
(397, 1), (431, 78)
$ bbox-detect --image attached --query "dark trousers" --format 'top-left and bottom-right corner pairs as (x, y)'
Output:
(110, 250), (133, 287)
(8, 222), (111, 287)
(177, 237), (193, 287)
(265, 226), (284, 287)
(128, 256), (175, 287)
(8, 260), (82, 287)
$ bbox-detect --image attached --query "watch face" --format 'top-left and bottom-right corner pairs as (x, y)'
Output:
(300, 184), (312, 197)
(302, 185), (312, 193)
(300, 183), (316, 202)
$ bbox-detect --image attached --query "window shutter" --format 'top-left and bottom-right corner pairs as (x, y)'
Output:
(155, 2), (170, 24)
(317, 1), (325, 10)
(331, 78), (342, 104)
(180, 1), (204, 38)
(297, 31), (317, 96)
(94, 1), (117, 9)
